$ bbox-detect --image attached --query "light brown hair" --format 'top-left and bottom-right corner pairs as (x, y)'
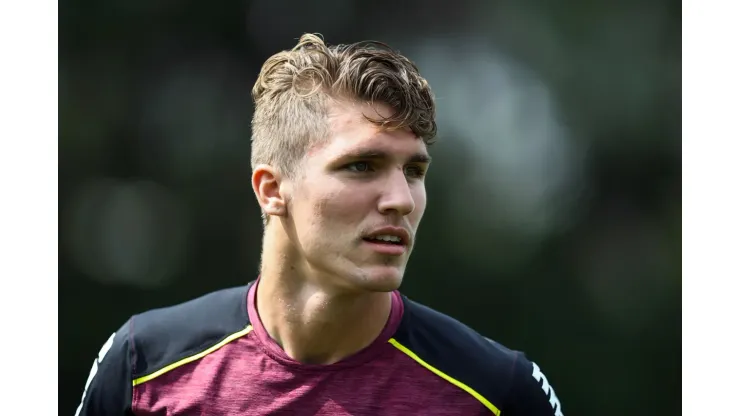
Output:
(250, 34), (437, 224)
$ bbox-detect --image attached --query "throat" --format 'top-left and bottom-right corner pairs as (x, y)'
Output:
(257, 283), (393, 365)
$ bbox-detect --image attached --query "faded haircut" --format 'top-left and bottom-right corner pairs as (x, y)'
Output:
(250, 33), (437, 224)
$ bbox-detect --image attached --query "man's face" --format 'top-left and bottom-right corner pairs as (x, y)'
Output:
(283, 101), (430, 293)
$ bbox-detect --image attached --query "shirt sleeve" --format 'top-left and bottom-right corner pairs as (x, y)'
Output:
(73, 319), (134, 416)
(503, 352), (564, 416)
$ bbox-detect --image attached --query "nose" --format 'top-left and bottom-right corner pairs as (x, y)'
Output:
(377, 170), (415, 216)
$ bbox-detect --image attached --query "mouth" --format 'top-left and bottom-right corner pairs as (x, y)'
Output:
(361, 227), (411, 255)
(361, 238), (407, 256)
(362, 235), (405, 245)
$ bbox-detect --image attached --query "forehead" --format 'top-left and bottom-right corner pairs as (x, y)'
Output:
(310, 101), (428, 160)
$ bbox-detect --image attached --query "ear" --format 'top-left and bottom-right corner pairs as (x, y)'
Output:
(252, 164), (288, 219)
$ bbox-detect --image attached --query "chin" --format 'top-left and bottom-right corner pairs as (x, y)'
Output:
(353, 266), (405, 292)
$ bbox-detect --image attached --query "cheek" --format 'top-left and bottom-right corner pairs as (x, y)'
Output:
(410, 185), (427, 224)
(315, 186), (370, 224)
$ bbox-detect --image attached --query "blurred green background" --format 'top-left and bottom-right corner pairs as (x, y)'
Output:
(59, 0), (681, 414)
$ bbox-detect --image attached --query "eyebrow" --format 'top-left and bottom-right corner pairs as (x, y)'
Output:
(341, 149), (432, 164)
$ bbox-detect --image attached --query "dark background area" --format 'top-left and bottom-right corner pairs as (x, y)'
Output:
(59, 0), (681, 414)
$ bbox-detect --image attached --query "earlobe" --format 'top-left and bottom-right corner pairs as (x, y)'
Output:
(252, 165), (287, 218)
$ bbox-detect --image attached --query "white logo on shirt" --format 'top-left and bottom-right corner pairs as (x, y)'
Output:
(74, 332), (116, 416)
(531, 362), (564, 416)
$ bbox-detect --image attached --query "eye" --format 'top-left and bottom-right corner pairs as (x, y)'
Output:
(404, 165), (427, 179)
(346, 161), (373, 173)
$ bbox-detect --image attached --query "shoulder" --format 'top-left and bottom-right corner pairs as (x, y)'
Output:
(393, 296), (519, 414)
(74, 285), (253, 415)
(395, 295), (564, 416)
(396, 294), (520, 371)
(504, 352), (565, 415)
(74, 319), (135, 415)
(130, 284), (252, 382)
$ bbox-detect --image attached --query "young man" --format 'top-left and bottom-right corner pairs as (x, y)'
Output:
(75, 34), (564, 416)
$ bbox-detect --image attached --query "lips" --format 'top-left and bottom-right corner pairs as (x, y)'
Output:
(361, 238), (408, 256)
(365, 235), (402, 244)
(362, 226), (411, 247)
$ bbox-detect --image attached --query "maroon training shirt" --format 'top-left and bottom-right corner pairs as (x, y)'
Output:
(75, 280), (565, 415)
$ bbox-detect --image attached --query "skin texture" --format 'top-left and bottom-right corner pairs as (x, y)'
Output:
(251, 100), (430, 364)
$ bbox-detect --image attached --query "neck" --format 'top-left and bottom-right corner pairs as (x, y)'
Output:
(255, 225), (393, 365)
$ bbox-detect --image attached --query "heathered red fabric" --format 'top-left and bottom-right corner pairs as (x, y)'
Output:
(131, 283), (490, 415)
